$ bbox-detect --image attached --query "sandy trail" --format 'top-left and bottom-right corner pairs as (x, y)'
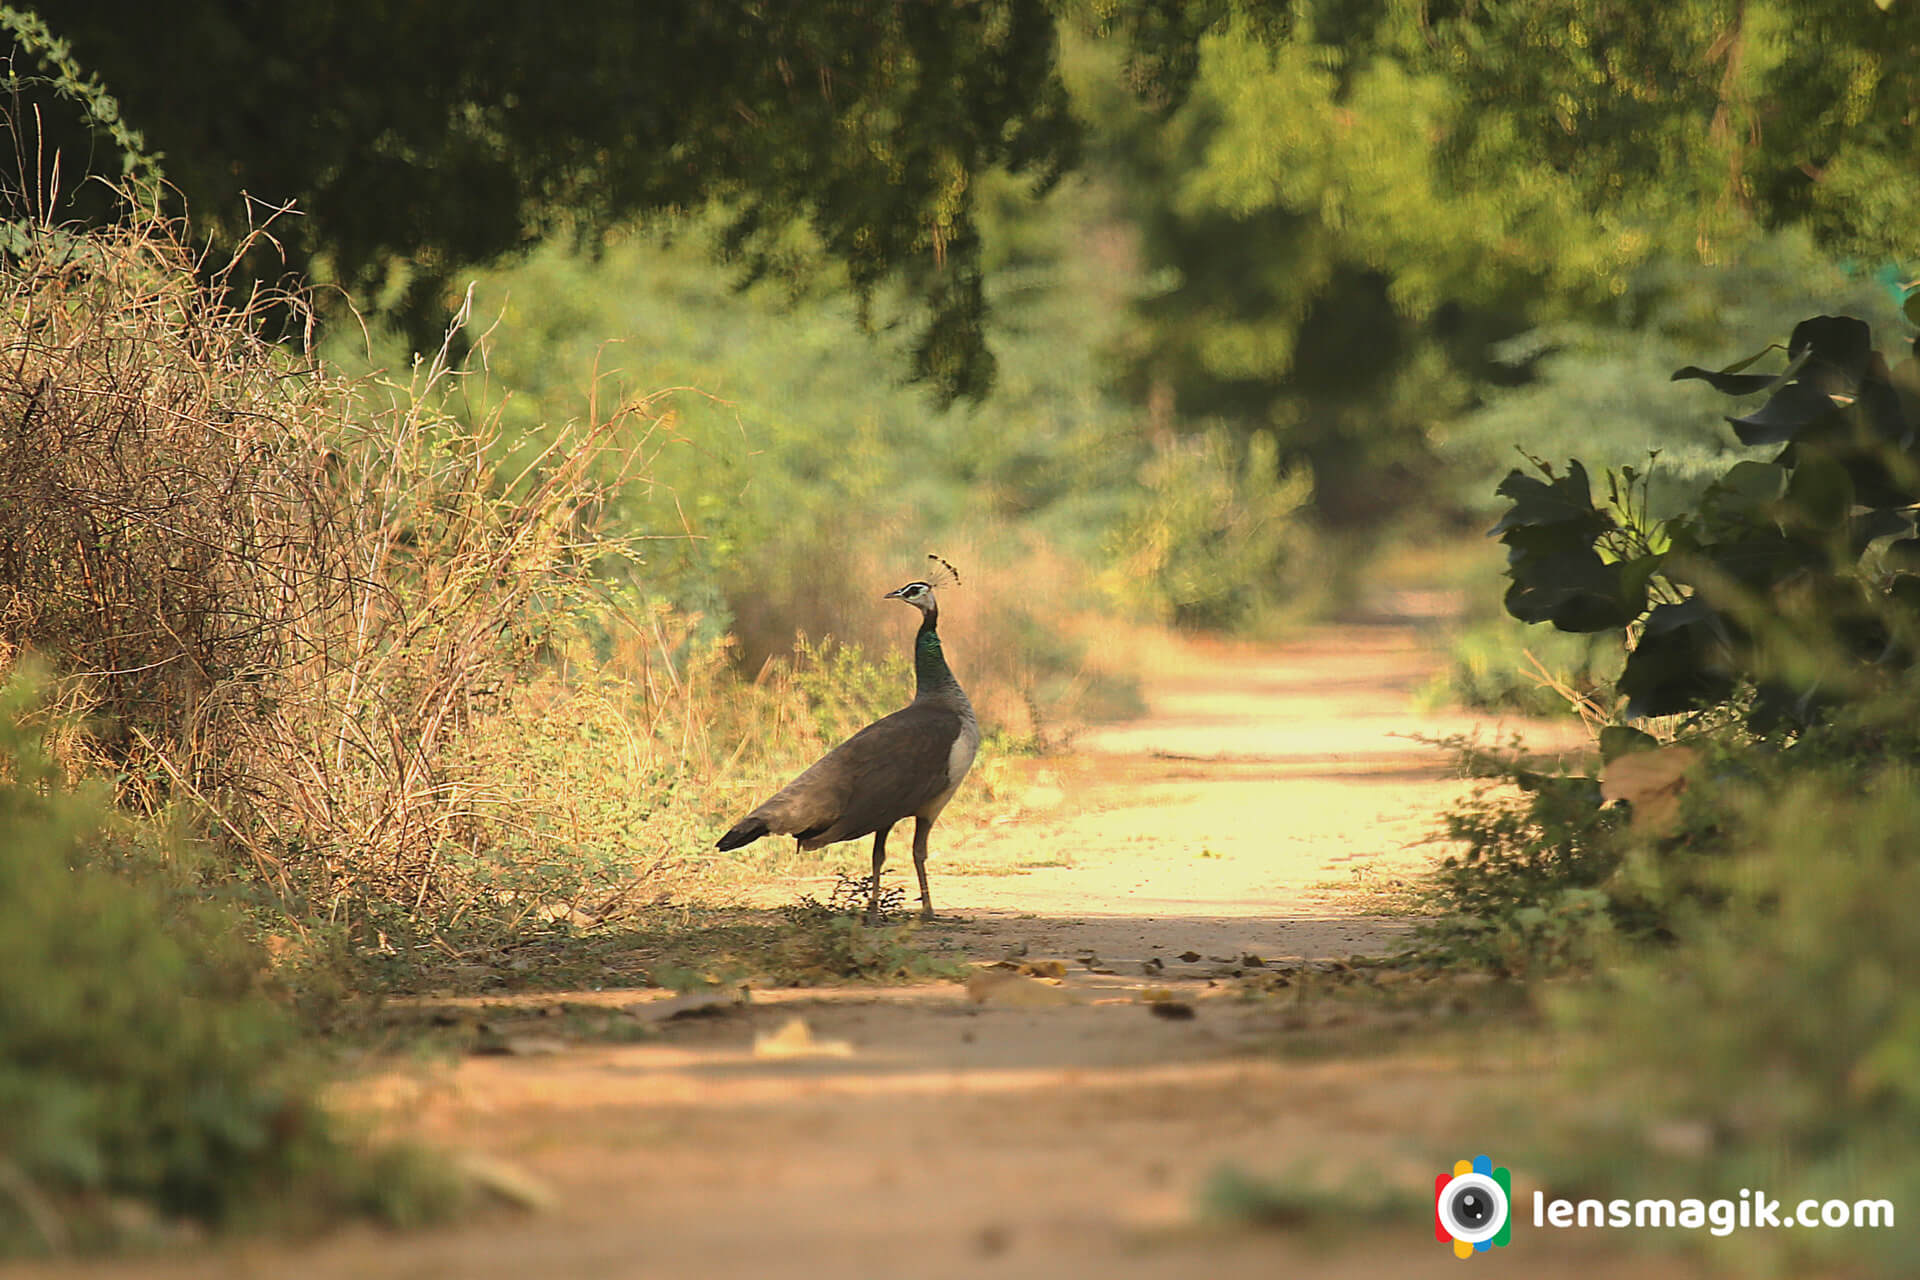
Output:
(26, 612), (1704, 1280)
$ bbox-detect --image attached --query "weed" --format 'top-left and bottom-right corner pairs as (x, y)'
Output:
(1202, 1164), (1424, 1235)
(783, 870), (907, 925)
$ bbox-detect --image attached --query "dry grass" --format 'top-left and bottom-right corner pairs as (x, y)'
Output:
(0, 212), (670, 941)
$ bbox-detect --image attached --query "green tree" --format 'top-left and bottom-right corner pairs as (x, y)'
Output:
(15, 2), (1103, 399)
(1074, 0), (1920, 522)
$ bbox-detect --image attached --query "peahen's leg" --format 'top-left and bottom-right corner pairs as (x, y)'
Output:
(866, 826), (890, 925)
(912, 817), (936, 922)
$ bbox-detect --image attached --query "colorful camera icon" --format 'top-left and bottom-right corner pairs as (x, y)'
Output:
(1435, 1154), (1512, 1258)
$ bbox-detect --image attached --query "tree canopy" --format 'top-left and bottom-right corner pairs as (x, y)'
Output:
(13, 1), (1917, 505)
(18, 1), (1150, 400)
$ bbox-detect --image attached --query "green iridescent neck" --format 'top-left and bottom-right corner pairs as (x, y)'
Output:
(913, 611), (961, 700)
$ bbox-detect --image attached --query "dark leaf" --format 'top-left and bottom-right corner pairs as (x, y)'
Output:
(1856, 357), (1913, 445)
(1705, 460), (1788, 511)
(1838, 445), (1920, 509)
(1621, 601), (1736, 719)
(1849, 507), (1912, 555)
(1787, 314), (1874, 382)
(1672, 344), (1803, 392)
(1489, 461), (1610, 537)
(1888, 573), (1920, 616)
(1748, 680), (1817, 735)
(1782, 454), (1853, 531)
(1728, 380), (1840, 446)
(1670, 366), (1780, 395)
(1705, 531), (1826, 591)
(1503, 548), (1647, 632)
(1885, 538), (1920, 572)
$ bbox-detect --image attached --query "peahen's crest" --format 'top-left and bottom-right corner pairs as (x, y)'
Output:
(923, 553), (962, 590)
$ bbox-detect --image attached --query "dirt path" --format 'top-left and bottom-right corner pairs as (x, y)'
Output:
(28, 611), (1707, 1280)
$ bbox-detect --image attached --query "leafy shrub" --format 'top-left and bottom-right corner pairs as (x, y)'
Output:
(1441, 232), (1903, 518)
(1493, 313), (1920, 731)
(1424, 310), (1920, 969)
(0, 674), (452, 1254)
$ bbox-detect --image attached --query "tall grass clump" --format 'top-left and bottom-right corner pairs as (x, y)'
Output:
(0, 210), (665, 953)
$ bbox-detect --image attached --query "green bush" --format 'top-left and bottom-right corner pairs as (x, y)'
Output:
(1420, 766), (1621, 976)
(1424, 307), (1920, 965)
(1109, 426), (1314, 631)
(0, 675), (452, 1254)
(1493, 312), (1920, 729)
(1544, 766), (1920, 1278)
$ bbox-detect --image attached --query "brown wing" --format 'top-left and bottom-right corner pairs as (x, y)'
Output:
(749, 704), (963, 848)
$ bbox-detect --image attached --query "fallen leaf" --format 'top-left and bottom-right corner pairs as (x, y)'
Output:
(965, 969), (1076, 1007)
(752, 1017), (854, 1059)
(1600, 745), (1700, 834)
(456, 1154), (557, 1212)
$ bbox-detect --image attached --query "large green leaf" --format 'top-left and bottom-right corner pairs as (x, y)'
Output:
(1787, 315), (1874, 391)
(1493, 462), (1651, 632)
(1700, 531), (1828, 591)
(1670, 344), (1806, 396)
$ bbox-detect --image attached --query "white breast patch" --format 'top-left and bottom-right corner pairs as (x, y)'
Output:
(948, 720), (981, 787)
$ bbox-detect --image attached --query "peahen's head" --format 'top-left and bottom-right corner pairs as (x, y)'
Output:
(884, 554), (961, 618)
(884, 579), (937, 615)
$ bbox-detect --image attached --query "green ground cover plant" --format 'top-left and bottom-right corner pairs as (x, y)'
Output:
(0, 673), (457, 1256)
